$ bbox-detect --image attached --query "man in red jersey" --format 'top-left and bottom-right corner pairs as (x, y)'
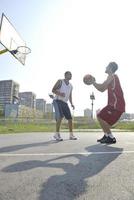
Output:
(92, 62), (125, 144)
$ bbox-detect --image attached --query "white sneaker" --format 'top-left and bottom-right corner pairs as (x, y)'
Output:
(69, 135), (77, 140)
(53, 134), (63, 141)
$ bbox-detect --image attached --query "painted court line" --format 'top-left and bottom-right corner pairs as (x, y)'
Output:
(0, 151), (134, 156)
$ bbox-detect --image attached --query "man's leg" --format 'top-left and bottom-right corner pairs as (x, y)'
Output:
(97, 116), (116, 143)
(68, 119), (73, 134)
(53, 118), (63, 141)
(53, 100), (63, 141)
(56, 118), (62, 133)
(96, 105), (118, 143)
(97, 115), (111, 133)
(68, 119), (77, 140)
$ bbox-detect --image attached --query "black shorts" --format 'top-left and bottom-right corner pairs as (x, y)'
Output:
(53, 100), (72, 120)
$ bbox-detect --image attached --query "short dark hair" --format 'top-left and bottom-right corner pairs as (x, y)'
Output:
(109, 62), (118, 73)
(64, 71), (72, 76)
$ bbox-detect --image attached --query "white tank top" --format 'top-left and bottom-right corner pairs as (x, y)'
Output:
(55, 80), (73, 103)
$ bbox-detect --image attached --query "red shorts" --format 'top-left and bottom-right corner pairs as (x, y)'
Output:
(97, 105), (123, 126)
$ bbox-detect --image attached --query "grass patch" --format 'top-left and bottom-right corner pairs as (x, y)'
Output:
(114, 121), (134, 131)
(0, 121), (134, 134)
(0, 123), (55, 134)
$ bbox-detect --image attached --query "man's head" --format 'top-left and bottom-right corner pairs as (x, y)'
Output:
(105, 62), (118, 74)
(64, 71), (72, 80)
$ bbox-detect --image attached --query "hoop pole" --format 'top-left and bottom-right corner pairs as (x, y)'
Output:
(0, 48), (8, 55)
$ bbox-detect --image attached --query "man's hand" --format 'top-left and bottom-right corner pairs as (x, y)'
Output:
(91, 76), (96, 84)
(49, 94), (54, 99)
(71, 104), (75, 110)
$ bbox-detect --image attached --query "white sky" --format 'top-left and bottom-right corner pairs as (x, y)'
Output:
(0, 0), (134, 116)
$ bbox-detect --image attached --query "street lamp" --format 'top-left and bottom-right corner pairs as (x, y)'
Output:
(90, 92), (95, 119)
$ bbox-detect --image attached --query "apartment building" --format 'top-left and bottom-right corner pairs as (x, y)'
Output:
(36, 98), (46, 113)
(0, 80), (19, 111)
(19, 92), (36, 109)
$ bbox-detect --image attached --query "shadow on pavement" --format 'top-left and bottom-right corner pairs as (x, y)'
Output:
(0, 140), (58, 153)
(2, 144), (123, 200)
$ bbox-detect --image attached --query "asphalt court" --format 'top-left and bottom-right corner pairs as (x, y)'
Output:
(0, 132), (134, 200)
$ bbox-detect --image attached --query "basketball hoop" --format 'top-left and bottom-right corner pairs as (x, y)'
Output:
(11, 46), (31, 55)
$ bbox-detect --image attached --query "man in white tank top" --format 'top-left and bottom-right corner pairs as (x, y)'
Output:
(52, 71), (77, 141)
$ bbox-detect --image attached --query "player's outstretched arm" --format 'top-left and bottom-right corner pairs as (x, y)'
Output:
(92, 75), (113, 92)
(69, 90), (75, 109)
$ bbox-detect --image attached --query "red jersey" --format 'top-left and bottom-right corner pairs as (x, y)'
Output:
(108, 74), (125, 112)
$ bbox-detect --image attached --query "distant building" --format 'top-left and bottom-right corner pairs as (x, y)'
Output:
(19, 92), (36, 109)
(36, 99), (46, 114)
(120, 112), (134, 120)
(84, 108), (92, 118)
(0, 80), (19, 112)
(45, 103), (53, 113)
(5, 104), (18, 118)
(5, 104), (44, 118)
(45, 103), (54, 119)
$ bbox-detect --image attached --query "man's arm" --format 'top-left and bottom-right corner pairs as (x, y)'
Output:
(52, 80), (65, 97)
(92, 75), (113, 92)
(69, 90), (75, 109)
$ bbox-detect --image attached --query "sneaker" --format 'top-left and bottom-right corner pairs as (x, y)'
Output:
(53, 134), (63, 141)
(100, 136), (116, 144)
(104, 136), (116, 144)
(97, 135), (107, 142)
(70, 135), (77, 140)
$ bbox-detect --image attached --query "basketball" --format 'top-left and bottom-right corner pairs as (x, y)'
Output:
(83, 74), (93, 85)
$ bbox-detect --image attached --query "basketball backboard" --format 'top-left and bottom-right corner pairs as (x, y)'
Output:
(0, 13), (27, 65)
